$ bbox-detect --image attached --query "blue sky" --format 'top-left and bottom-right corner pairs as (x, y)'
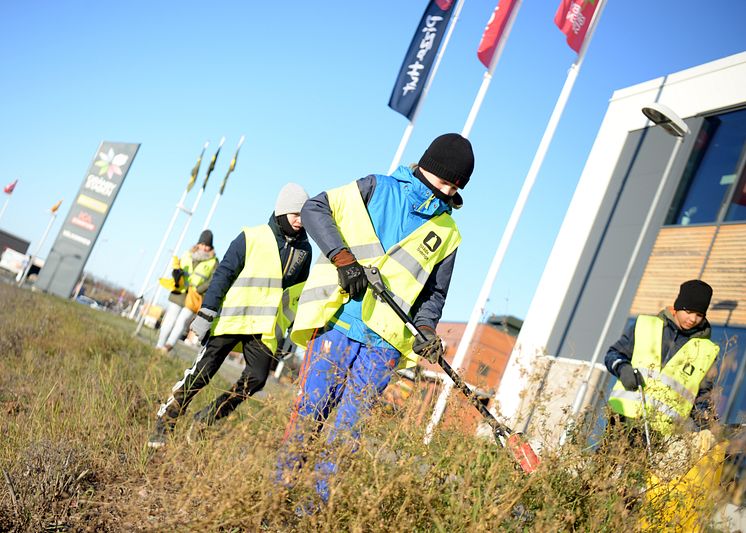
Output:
(1, 1), (745, 322)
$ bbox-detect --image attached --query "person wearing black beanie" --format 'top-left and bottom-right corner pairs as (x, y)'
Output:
(605, 279), (720, 443)
(415, 133), (474, 208)
(155, 230), (218, 353)
(277, 133), (475, 505)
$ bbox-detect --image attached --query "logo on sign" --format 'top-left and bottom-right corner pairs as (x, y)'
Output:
(94, 148), (129, 179)
(62, 229), (92, 247)
(85, 174), (117, 197)
(71, 210), (96, 231)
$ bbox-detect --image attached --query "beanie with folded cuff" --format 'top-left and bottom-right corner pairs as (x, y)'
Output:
(275, 183), (309, 216)
(673, 279), (713, 315)
(418, 133), (475, 189)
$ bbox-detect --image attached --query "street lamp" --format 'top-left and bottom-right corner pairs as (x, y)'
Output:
(642, 103), (690, 138)
(561, 103), (690, 445)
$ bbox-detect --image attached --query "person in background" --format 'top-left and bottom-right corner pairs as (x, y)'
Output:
(155, 230), (218, 353)
(605, 279), (721, 436)
(148, 183), (312, 448)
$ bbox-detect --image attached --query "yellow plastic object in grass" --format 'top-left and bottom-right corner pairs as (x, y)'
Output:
(640, 431), (727, 532)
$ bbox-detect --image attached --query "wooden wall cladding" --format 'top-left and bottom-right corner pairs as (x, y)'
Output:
(630, 224), (746, 326)
(630, 226), (715, 317)
(701, 225), (746, 326)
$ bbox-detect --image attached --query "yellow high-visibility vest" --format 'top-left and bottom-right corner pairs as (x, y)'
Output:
(608, 315), (719, 435)
(262, 281), (305, 354)
(212, 225), (283, 350)
(291, 181), (461, 368)
(173, 250), (217, 294)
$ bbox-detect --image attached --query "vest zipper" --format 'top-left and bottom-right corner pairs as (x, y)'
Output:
(282, 241), (295, 278)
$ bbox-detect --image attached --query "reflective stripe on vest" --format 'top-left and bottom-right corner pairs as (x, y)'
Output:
(607, 315), (719, 435)
(291, 181), (461, 369)
(212, 225), (283, 342)
(360, 212), (460, 368)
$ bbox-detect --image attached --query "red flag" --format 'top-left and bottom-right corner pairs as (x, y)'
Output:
(554, 0), (598, 53)
(3, 179), (17, 195)
(477, 0), (517, 69)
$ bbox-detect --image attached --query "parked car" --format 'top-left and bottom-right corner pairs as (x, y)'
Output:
(75, 295), (100, 309)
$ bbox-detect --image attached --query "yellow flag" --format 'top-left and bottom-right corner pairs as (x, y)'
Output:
(50, 199), (63, 213)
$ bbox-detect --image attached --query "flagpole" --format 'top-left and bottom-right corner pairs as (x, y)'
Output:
(388, 0), (466, 174)
(202, 135), (245, 231)
(461, 0), (522, 139)
(129, 142), (209, 320)
(17, 207), (59, 287)
(0, 179), (18, 224)
(134, 137), (225, 336)
(424, 0), (607, 443)
(0, 197), (10, 224)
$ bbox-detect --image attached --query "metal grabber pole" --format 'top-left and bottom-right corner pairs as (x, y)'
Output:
(635, 369), (653, 462)
(363, 266), (540, 473)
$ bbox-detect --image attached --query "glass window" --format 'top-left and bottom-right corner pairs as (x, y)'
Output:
(725, 160), (746, 222)
(668, 107), (746, 226)
(711, 325), (746, 424)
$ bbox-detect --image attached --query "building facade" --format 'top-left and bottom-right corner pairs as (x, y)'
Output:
(495, 51), (746, 444)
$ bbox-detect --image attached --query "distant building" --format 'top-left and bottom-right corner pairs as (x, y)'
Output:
(0, 228), (30, 255)
(383, 318), (521, 435)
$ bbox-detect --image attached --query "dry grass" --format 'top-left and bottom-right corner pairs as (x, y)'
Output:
(0, 283), (733, 531)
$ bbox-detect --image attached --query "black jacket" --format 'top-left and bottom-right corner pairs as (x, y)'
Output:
(201, 215), (312, 312)
(605, 308), (720, 426)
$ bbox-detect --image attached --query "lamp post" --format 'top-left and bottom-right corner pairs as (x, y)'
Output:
(560, 103), (690, 445)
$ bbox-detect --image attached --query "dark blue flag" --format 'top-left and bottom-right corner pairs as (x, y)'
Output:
(388, 0), (456, 120)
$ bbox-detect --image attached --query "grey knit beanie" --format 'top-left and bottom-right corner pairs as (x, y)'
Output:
(274, 183), (309, 216)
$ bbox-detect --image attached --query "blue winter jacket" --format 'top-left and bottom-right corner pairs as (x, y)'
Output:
(301, 166), (458, 348)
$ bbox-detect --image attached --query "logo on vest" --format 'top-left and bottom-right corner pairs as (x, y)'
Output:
(417, 231), (442, 260)
(682, 363), (695, 377)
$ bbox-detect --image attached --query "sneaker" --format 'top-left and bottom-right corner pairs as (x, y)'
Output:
(147, 418), (172, 449)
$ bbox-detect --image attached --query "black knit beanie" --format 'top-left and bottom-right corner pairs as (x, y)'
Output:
(418, 133), (474, 189)
(198, 229), (214, 249)
(673, 279), (712, 315)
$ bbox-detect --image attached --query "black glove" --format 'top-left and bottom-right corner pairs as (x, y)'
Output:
(331, 249), (367, 300)
(412, 325), (444, 364)
(617, 362), (645, 391)
(172, 268), (184, 289)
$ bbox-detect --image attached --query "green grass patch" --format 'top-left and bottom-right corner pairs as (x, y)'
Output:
(0, 284), (730, 531)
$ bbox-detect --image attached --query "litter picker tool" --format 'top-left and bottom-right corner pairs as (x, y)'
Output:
(363, 266), (540, 473)
(635, 369), (654, 462)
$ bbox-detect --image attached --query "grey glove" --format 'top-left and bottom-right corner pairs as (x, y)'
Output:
(190, 308), (217, 345)
(412, 325), (444, 364)
(617, 362), (645, 391)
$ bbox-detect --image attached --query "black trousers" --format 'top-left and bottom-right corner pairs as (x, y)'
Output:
(158, 333), (274, 424)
